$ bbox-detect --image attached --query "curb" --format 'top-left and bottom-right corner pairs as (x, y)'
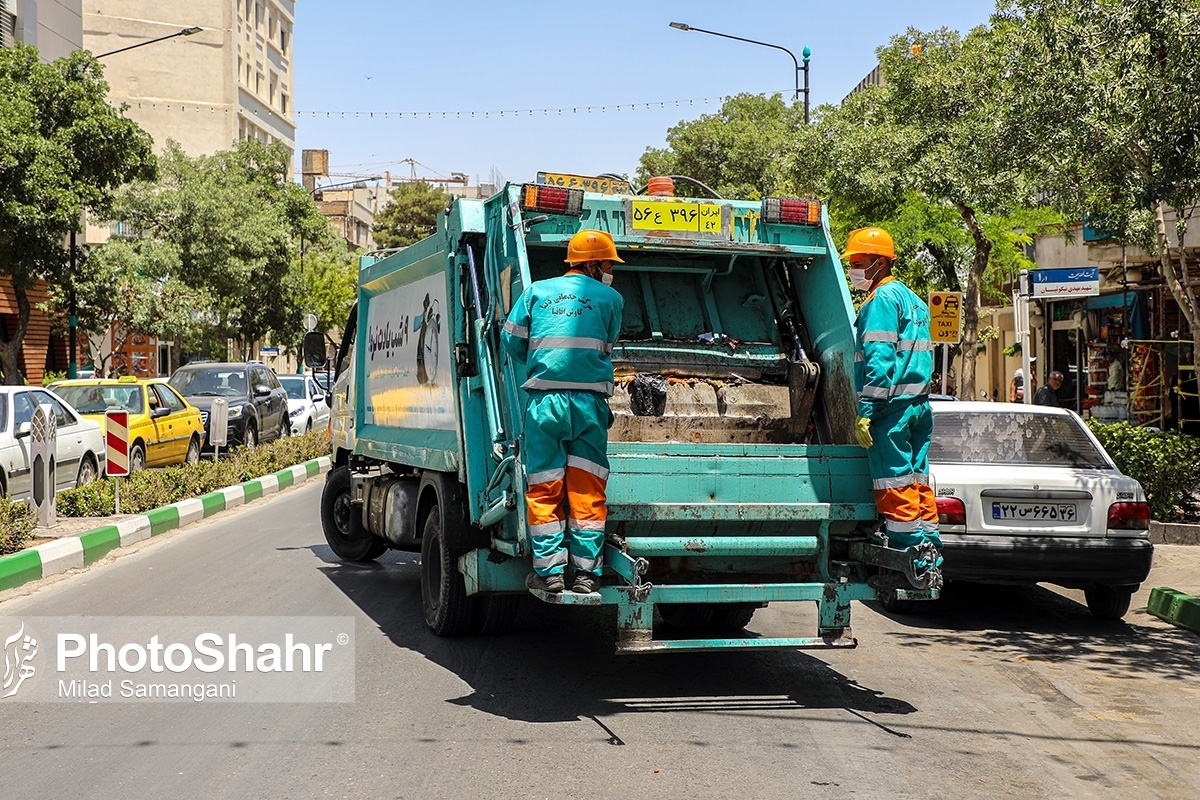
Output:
(1148, 586), (1200, 634)
(0, 456), (332, 593)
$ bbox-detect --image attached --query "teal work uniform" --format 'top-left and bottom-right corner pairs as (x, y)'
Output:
(855, 276), (941, 557)
(502, 271), (624, 578)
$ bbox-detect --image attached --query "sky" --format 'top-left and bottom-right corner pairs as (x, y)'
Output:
(293, 0), (999, 189)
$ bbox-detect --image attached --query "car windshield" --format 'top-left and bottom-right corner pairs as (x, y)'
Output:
(278, 376), (306, 399)
(55, 385), (142, 414)
(170, 368), (247, 397)
(930, 410), (1112, 469)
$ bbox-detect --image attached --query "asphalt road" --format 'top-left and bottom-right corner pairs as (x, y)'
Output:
(1, 481), (1198, 799)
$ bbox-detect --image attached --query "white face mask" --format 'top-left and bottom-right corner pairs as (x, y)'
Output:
(601, 271), (614, 286)
(849, 267), (873, 290)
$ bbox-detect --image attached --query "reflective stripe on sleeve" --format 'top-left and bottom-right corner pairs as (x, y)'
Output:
(523, 378), (614, 395)
(896, 339), (934, 352)
(502, 320), (528, 339)
(861, 330), (899, 343)
(860, 384), (891, 399)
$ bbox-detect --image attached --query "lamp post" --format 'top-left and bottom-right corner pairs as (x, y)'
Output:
(669, 22), (810, 124)
(95, 26), (202, 59)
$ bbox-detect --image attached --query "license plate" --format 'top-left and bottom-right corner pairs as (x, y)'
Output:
(992, 501), (1077, 522)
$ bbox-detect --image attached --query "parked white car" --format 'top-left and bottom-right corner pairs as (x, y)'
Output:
(0, 386), (105, 500)
(927, 402), (1153, 619)
(277, 373), (330, 436)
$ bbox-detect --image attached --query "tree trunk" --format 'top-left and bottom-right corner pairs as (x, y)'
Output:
(1156, 202), (1200, 363)
(954, 201), (993, 400)
(0, 287), (32, 385)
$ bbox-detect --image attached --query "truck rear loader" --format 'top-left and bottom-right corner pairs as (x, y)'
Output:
(309, 179), (940, 653)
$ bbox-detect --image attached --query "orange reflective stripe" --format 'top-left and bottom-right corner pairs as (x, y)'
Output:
(565, 466), (608, 523)
(526, 478), (566, 526)
(872, 484), (922, 523)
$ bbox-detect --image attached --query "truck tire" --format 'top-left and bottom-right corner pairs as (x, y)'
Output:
(420, 503), (476, 636)
(658, 604), (714, 630)
(475, 595), (520, 635)
(710, 603), (758, 630)
(1085, 585), (1134, 620)
(321, 466), (387, 562)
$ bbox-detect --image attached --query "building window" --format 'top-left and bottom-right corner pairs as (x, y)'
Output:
(255, 3), (263, 32)
(280, 26), (289, 52)
(269, 74), (277, 106)
(280, 93), (289, 114)
(255, 72), (262, 95)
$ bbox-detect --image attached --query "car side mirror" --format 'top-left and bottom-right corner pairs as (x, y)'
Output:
(151, 406), (171, 418)
(254, 384), (271, 398)
(313, 394), (325, 405)
(303, 331), (328, 368)
(14, 421), (31, 438)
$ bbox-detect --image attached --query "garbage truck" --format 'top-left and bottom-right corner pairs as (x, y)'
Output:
(306, 179), (940, 653)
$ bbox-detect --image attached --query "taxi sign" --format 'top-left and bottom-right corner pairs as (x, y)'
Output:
(536, 172), (630, 195)
(105, 410), (130, 477)
(929, 292), (962, 344)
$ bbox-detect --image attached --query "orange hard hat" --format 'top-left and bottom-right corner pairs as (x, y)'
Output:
(565, 229), (624, 264)
(840, 227), (896, 261)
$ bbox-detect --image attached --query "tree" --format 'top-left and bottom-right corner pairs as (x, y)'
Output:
(373, 181), (450, 249)
(301, 237), (358, 339)
(0, 44), (154, 383)
(790, 25), (1061, 398)
(637, 93), (804, 198)
(113, 139), (330, 359)
(1001, 0), (1200, 350)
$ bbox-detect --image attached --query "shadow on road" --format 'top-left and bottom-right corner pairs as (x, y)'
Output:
(300, 544), (917, 726)
(867, 581), (1200, 681)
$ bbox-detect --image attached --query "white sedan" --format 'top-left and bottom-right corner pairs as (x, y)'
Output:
(928, 402), (1153, 619)
(0, 386), (105, 500)
(277, 373), (330, 436)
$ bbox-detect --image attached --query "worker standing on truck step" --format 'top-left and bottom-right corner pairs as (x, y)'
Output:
(842, 227), (943, 566)
(501, 229), (625, 594)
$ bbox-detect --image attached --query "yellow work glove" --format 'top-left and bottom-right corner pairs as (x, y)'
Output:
(854, 415), (874, 449)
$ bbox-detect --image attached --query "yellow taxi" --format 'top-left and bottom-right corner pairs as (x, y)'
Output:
(50, 376), (206, 471)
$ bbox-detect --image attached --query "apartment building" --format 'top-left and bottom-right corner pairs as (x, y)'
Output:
(83, 0), (295, 159)
(2, 0), (82, 60)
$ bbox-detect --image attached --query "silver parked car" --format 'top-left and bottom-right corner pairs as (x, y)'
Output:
(928, 402), (1153, 619)
(0, 386), (105, 500)
(277, 373), (330, 436)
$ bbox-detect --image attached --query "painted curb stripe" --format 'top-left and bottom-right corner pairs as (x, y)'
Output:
(117, 518), (151, 547)
(35, 537), (85, 577)
(79, 527), (122, 565)
(146, 506), (179, 536)
(0, 551), (41, 591)
(200, 491), (226, 517)
(0, 457), (329, 593)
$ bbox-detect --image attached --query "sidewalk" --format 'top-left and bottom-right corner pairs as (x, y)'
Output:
(0, 456), (331, 593)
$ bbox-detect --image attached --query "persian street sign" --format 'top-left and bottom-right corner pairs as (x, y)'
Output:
(1029, 267), (1100, 299)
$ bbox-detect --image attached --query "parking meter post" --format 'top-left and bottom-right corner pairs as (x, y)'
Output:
(32, 404), (58, 528)
(115, 476), (121, 516)
(941, 345), (949, 396)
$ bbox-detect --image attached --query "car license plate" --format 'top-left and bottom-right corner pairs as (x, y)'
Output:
(992, 501), (1077, 522)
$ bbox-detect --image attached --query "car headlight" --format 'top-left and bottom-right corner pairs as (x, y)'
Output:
(227, 405), (243, 419)
(289, 407), (303, 418)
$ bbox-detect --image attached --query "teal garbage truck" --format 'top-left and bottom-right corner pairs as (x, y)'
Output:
(307, 179), (940, 653)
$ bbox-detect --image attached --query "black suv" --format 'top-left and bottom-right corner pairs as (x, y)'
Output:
(169, 361), (289, 448)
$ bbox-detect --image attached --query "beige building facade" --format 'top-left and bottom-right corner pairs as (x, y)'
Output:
(83, 0), (294, 158)
(3, 0), (82, 60)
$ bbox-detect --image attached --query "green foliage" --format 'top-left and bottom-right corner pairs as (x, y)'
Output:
(0, 43), (155, 384)
(56, 430), (331, 518)
(109, 139), (330, 359)
(0, 497), (36, 556)
(373, 182), (449, 249)
(636, 93), (805, 199)
(1086, 420), (1200, 522)
(301, 237), (358, 337)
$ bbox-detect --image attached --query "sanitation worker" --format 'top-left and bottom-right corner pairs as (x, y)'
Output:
(502, 229), (625, 594)
(843, 227), (943, 566)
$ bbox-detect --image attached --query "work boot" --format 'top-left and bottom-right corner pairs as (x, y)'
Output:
(571, 572), (599, 594)
(526, 571), (564, 593)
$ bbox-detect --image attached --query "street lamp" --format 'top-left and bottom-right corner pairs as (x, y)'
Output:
(669, 22), (811, 124)
(95, 26), (202, 59)
(309, 177), (382, 200)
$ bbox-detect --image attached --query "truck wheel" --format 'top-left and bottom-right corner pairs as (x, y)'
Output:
(321, 466), (387, 562)
(658, 604), (714, 630)
(710, 603), (758, 630)
(878, 591), (918, 615)
(420, 503), (476, 636)
(475, 595), (520, 635)
(1085, 585), (1134, 620)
